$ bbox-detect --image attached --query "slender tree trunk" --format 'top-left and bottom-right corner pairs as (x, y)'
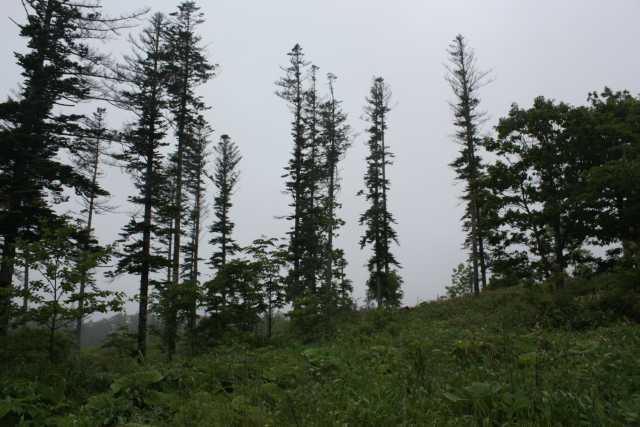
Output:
(478, 235), (487, 290)
(169, 142), (183, 358)
(22, 263), (29, 312)
(221, 203), (228, 267)
(169, 26), (193, 359)
(188, 179), (202, 350)
(0, 232), (17, 335)
(138, 153), (154, 359)
(380, 113), (390, 279)
(474, 197), (488, 290)
(553, 222), (565, 289)
(166, 220), (173, 284)
(267, 285), (273, 339)
(373, 159), (383, 307)
(48, 313), (57, 363)
(76, 129), (101, 350)
(465, 120), (480, 295)
(476, 206), (488, 290)
(49, 267), (59, 363)
(469, 194), (481, 295)
(326, 164), (336, 291)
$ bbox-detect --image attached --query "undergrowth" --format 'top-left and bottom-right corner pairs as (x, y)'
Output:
(2, 284), (640, 426)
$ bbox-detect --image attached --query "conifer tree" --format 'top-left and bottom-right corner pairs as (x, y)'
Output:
(276, 44), (309, 299)
(299, 65), (326, 294)
(359, 77), (402, 307)
(182, 116), (211, 339)
(445, 34), (490, 294)
(331, 248), (353, 311)
(164, 1), (215, 356)
(155, 162), (177, 287)
(320, 73), (351, 296)
(0, 0), (142, 336)
(113, 13), (170, 358)
(209, 135), (242, 270)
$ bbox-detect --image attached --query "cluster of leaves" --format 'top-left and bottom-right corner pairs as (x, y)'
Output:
(478, 89), (640, 290)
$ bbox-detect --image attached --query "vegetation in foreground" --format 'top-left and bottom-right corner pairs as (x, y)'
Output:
(2, 280), (640, 426)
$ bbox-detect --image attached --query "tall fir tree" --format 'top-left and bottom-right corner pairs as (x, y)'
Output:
(182, 116), (211, 340)
(209, 135), (242, 270)
(164, 1), (215, 357)
(320, 73), (351, 299)
(445, 34), (490, 294)
(299, 65), (326, 295)
(113, 13), (170, 358)
(359, 77), (402, 307)
(155, 161), (178, 288)
(276, 44), (309, 299)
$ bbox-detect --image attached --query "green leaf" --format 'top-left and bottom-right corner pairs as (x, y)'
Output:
(0, 399), (14, 418)
(442, 392), (465, 403)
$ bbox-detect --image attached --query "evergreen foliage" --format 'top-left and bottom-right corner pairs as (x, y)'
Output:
(0, 0), (141, 336)
(209, 135), (242, 270)
(320, 74), (351, 301)
(112, 13), (170, 358)
(359, 77), (402, 307)
(276, 44), (310, 300)
(163, 0), (215, 358)
(446, 34), (490, 295)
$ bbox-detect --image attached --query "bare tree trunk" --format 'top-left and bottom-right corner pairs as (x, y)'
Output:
(478, 230), (488, 290)
(138, 156), (154, 360)
(76, 126), (102, 351)
(48, 313), (57, 363)
(169, 23), (193, 360)
(188, 178), (202, 352)
(469, 194), (481, 295)
(267, 289), (273, 339)
(0, 232), (17, 336)
(22, 263), (29, 312)
(553, 223), (565, 289)
(380, 115), (391, 286)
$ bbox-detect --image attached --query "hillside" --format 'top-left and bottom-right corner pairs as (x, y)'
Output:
(2, 286), (640, 426)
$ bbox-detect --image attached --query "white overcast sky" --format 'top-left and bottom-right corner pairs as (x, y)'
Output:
(1, 0), (639, 308)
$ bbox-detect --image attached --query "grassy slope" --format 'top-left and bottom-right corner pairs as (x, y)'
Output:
(3, 287), (640, 426)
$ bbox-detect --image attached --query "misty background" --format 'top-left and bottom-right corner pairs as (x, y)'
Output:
(1, 0), (639, 310)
